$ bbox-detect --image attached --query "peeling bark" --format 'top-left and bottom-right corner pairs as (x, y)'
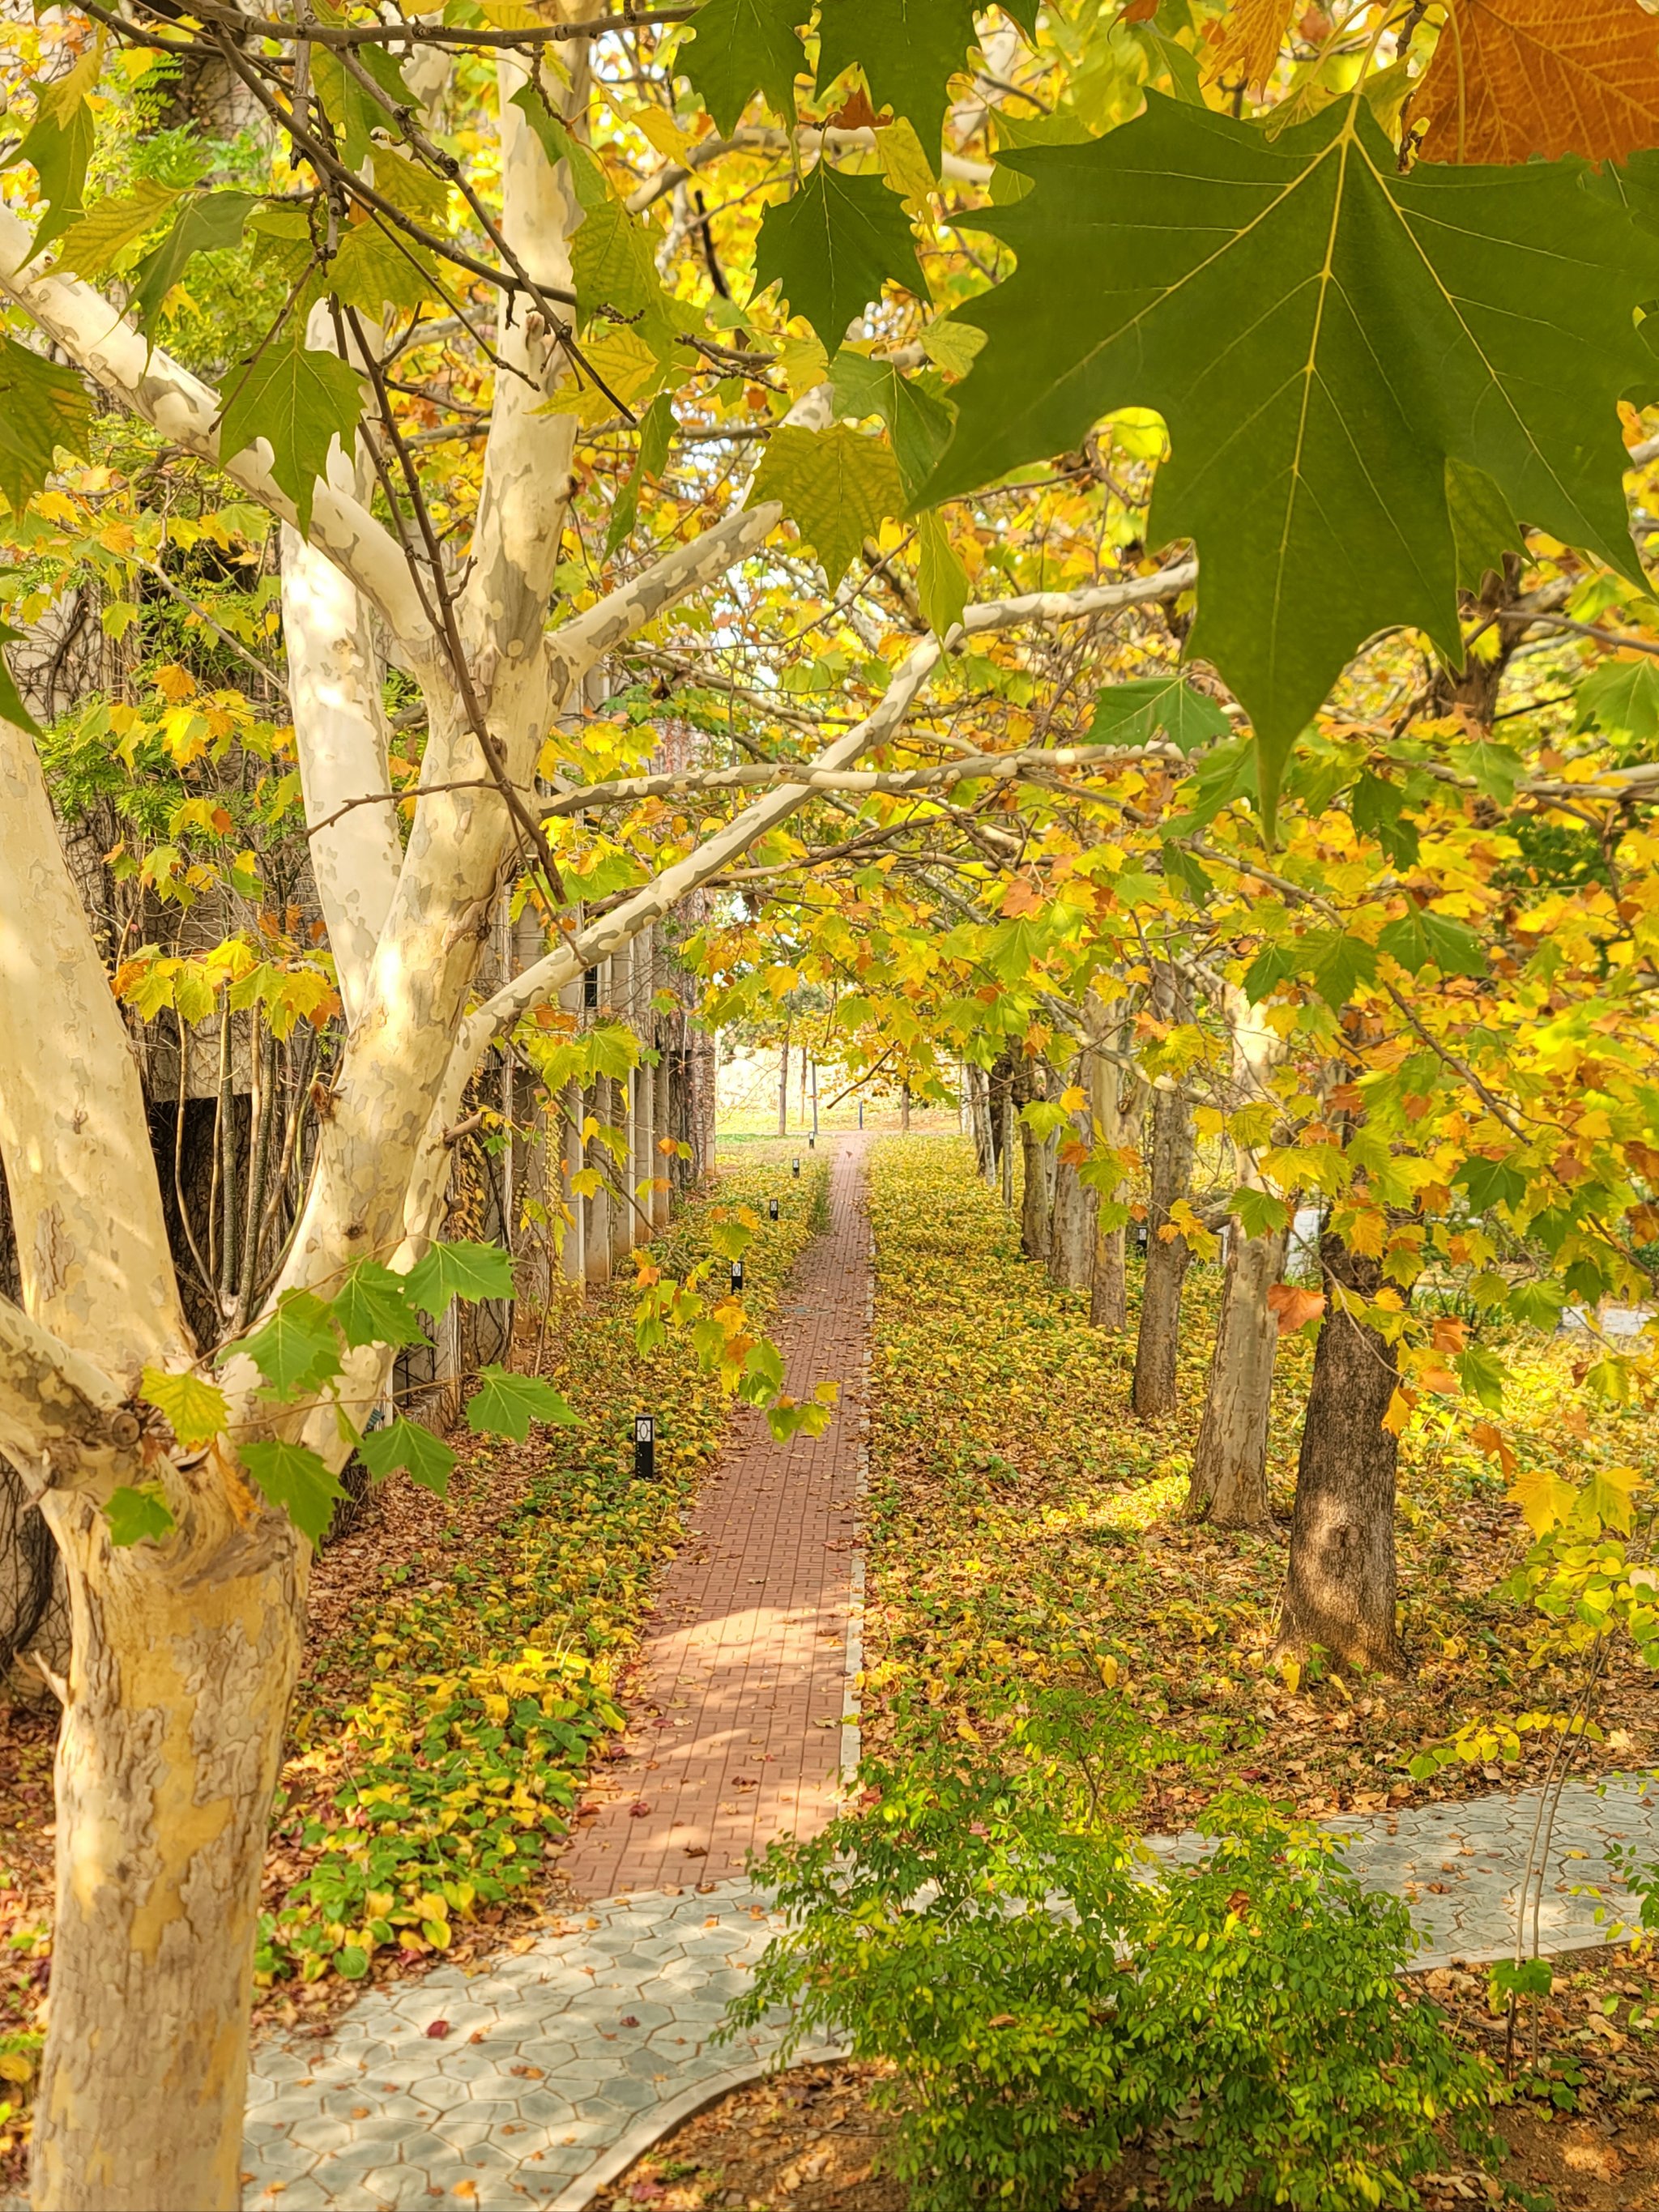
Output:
(32, 1485), (305, 2212)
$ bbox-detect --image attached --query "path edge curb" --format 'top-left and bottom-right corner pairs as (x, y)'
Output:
(548, 2039), (850, 2211)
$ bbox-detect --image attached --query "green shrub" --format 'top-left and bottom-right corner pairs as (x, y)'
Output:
(728, 1696), (1493, 2210)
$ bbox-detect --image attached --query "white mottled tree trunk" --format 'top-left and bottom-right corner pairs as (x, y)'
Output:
(30, 1487), (304, 2212)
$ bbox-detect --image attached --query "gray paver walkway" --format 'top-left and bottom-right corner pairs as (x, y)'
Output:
(239, 1779), (1659, 2207)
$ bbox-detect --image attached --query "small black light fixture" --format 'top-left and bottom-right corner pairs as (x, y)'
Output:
(730, 1258), (745, 1294)
(808, 1134), (816, 1149)
(634, 1413), (656, 1481)
(769, 1197), (779, 1221)
(791, 1157), (800, 1178)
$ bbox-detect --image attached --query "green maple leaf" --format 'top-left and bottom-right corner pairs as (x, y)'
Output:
(241, 1438), (348, 1545)
(53, 181), (181, 281)
(510, 87), (684, 356)
(404, 1239), (516, 1313)
(127, 192), (260, 335)
(105, 1484), (177, 1549)
(1229, 1186), (1291, 1240)
(328, 1260), (429, 1353)
(1454, 1157), (1526, 1213)
(0, 621), (41, 736)
(19, 51), (98, 253)
(139, 1364), (229, 1447)
(1446, 457), (1522, 595)
(748, 420), (903, 586)
(230, 1288), (342, 1398)
(356, 1414), (455, 1498)
(1377, 906), (1486, 980)
(754, 165), (926, 351)
(678, 0), (804, 135)
(328, 217), (435, 317)
(464, 1366), (579, 1443)
(916, 508), (968, 638)
(1089, 676), (1230, 755)
(817, 0), (978, 156)
(218, 322), (364, 536)
(1576, 658), (1659, 746)
(829, 347), (954, 504)
(1307, 931), (1377, 1012)
(0, 338), (93, 517)
(924, 94), (1659, 820)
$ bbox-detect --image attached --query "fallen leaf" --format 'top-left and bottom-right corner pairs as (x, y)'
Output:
(425, 2020), (450, 2039)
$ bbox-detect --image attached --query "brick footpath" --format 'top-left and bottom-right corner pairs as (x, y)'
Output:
(558, 1136), (872, 1899)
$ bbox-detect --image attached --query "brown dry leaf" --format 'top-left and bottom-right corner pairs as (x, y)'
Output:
(1266, 1282), (1324, 1335)
(1204, 0), (1298, 94)
(1416, 0), (1659, 164)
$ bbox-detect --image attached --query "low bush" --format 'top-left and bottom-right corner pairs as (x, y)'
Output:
(730, 1694), (1494, 2211)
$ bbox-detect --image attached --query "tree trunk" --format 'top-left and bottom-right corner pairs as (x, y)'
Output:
(1090, 1048), (1139, 1331)
(1187, 1221), (1286, 1525)
(1131, 1078), (1195, 1417)
(32, 1490), (305, 2212)
(1047, 1058), (1092, 1292)
(966, 1064), (996, 1186)
(1187, 982), (1288, 1523)
(1015, 1064), (1051, 1263)
(1277, 1236), (1406, 1673)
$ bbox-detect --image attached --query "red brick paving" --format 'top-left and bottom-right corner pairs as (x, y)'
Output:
(559, 1137), (871, 1899)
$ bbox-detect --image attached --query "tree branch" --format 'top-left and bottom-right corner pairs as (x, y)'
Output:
(0, 1299), (142, 1494)
(557, 502), (783, 674)
(0, 711), (192, 1378)
(0, 207), (435, 654)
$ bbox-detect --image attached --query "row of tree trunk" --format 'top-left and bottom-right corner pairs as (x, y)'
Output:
(971, 988), (1405, 1674)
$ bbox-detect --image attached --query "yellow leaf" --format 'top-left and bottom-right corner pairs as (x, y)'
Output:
(1381, 1387), (1415, 1437)
(1584, 1461), (1645, 1534)
(634, 107), (698, 164)
(876, 115), (937, 215)
(1280, 1657), (1301, 1694)
(778, 332), (830, 396)
(1508, 1464), (1579, 1537)
(0, 2053), (32, 2085)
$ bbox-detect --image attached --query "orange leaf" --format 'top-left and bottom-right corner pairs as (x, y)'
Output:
(1001, 877), (1044, 917)
(152, 663), (197, 703)
(1266, 1283), (1325, 1335)
(1204, 0), (1298, 92)
(1117, 0), (1160, 19)
(1421, 1362), (1460, 1394)
(1431, 1316), (1468, 1353)
(1470, 1419), (1516, 1477)
(828, 85), (882, 130)
(1416, 0), (1659, 166)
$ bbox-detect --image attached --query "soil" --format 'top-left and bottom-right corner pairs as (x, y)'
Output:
(595, 1946), (1659, 2212)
